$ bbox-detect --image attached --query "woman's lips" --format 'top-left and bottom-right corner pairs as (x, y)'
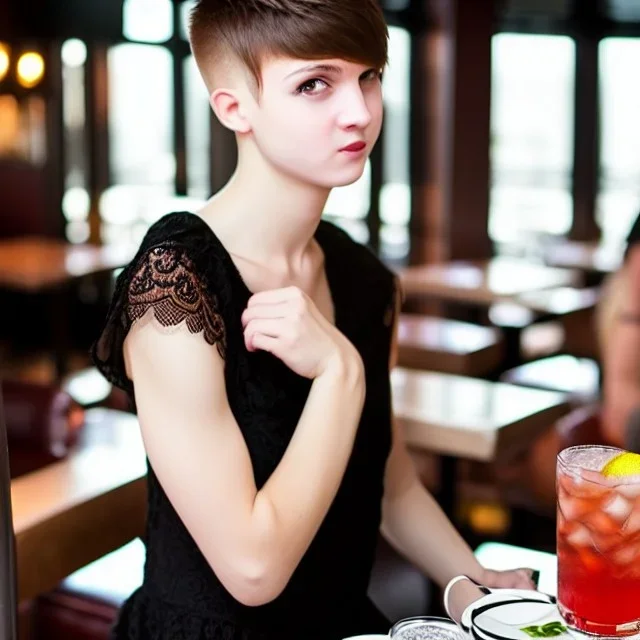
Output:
(340, 141), (367, 153)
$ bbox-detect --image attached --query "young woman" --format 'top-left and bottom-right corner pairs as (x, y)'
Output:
(92, 1), (535, 638)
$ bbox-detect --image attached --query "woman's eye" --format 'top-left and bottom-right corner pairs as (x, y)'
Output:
(297, 78), (328, 95)
(362, 69), (382, 82)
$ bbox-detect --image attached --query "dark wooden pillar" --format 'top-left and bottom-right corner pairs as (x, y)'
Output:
(411, 0), (494, 266)
(85, 44), (110, 245)
(171, 1), (188, 197)
(444, 0), (494, 260)
(570, 5), (602, 242)
(408, 4), (435, 266)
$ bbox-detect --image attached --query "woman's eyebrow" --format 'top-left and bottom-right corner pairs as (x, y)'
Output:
(285, 63), (343, 79)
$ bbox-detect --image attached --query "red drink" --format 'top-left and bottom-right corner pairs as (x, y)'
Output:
(557, 446), (640, 637)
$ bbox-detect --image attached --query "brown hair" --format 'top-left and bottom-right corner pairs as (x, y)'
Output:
(189, 0), (389, 92)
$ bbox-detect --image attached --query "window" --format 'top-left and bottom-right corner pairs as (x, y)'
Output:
(102, 43), (175, 245)
(123, 0), (173, 43)
(490, 34), (575, 248)
(380, 25), (411, 261)
(598, 38), (640, 247)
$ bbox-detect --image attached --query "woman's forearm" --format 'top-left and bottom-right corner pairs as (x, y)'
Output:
(381, 476), (483, 589)
(255, 356), (366, 591)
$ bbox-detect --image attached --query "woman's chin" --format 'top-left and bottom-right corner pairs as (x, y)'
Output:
(324, 167), (368, 189)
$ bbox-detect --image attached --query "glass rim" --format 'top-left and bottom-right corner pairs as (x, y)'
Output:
(557, 444), (624, 478)
(389, 616), (461, 636)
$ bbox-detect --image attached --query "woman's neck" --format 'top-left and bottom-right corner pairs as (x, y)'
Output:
(199, 147), (332, 270)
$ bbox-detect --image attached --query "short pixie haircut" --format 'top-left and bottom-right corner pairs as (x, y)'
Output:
(189, 0), (389, 92)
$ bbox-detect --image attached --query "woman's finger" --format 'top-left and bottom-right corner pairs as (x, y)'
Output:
(244, 318), (282, 339)
(241, 302), (288, 327)
(244, 319), (283, 352)
(249, 333), (279, 354)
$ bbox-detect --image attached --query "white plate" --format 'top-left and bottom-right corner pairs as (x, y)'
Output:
(475, 601), (559, 640)
(461, 589), (555, 632)
(462, 591), (568, 640)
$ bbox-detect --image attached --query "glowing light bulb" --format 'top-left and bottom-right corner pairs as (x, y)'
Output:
(17, 52), (45, 89)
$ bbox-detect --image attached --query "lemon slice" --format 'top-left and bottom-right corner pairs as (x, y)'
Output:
(601, 452), (640, 478)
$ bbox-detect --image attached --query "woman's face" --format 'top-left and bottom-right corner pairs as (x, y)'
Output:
(245, 56), (384, 189)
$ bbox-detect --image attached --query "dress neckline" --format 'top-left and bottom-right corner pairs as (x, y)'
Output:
(177, 211), (343, 334)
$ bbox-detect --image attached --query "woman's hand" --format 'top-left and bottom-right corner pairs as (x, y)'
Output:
(446, 568), (536, 623)
(481, 567), (537, 590)
(241, 286), (362, 379)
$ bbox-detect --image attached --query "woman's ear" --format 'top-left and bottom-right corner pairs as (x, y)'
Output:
(210, 88), (252, 134)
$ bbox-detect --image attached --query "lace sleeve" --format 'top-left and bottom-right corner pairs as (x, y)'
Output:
(91, 242), (226, 392)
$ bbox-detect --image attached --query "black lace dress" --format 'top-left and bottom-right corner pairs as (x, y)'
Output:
(92, 211), (397, 640)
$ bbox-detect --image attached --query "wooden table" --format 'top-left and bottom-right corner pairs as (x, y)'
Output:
(399, 257), (582, 305)
(11, 408), (146, 602)
(514, 286), (600, 316)
(399, 258), (588, 371)
(0, 237), (136, 377)
(488, 286), (601, 368)
(397, 314), (504, 376)
(0, 237), (135, 293)
(391, 368), (570, 516)
(542, 240), (622, 283)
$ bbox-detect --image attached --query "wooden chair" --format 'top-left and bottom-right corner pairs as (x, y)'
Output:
(1, 379), (84, 478)
(34, 540), (145, 640)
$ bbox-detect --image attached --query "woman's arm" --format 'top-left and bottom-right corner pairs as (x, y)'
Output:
(126, 287), (365, 607)
(381, 289), (534, 621)
(380, 416), (488, 618)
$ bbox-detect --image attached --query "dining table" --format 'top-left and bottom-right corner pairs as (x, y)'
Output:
(0, 236), (136, 378)
(391, 367), (571, 517)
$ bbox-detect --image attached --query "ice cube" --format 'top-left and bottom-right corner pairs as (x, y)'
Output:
(561, 471), (603, 498)
(623, 507), (640, 535)
(603, 493), (633, 522)
(585, 510), (620, 535)
(616, 482), (640, 499)
(558, 495), (592, 520)
(566, 524), (592, 547)
(591, 529), (622, 553)
(611, 541), (640, 566)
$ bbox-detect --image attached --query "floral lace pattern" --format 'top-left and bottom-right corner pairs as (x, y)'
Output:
(127, 244), (226, 357)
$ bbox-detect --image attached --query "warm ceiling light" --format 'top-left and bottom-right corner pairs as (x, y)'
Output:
(17, 52), (45, 89)
(0, 44), (9, 83)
